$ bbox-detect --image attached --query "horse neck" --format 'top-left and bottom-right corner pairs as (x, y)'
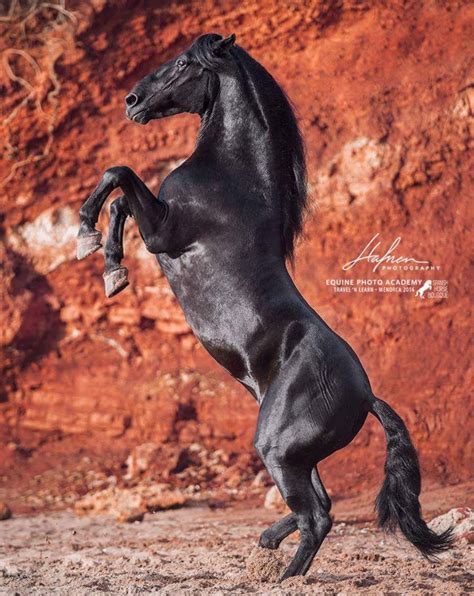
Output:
(196, 72), (273, 185)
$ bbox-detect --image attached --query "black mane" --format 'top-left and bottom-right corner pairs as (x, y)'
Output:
(192, 34), (308, 263)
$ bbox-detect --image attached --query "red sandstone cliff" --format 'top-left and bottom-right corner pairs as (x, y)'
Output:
(0, 1), (472, 502)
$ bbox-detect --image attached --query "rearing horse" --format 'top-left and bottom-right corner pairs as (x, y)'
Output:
(77, 33), (452, 580)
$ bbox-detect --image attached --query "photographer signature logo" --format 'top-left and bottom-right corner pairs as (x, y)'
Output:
(342, 233), (431, 272)
(415, 280), (432, 298)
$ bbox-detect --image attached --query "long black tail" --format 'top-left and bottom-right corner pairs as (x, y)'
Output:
(370, 397), (454, 558)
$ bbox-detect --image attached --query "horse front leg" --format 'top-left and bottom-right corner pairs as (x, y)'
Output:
(77, 168), (120, 259)
(103, 195), (131, 297)
(77, 165), (172, 296)
(77, 164), (167, 258)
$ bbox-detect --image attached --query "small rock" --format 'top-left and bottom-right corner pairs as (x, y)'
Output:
(60, 305), (82, 322)
(252, 470), (271, 487)
(63, 553), (98, 568)
(125, 442), (161, 478)
(74, 483), (186, 522)
(0, 502), (12, 521)
(0, 560), (21, 577)
(429, 507), (474, 544)
(108, 306), (141, 326)
(116, 510), (145, 523)
(146, 489), (186, 512)
(264, 485), (289, 513)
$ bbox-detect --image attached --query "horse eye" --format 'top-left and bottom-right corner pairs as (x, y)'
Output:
(177, 59), (186, 68)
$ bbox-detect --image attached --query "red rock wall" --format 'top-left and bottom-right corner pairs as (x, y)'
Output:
(1, 0), (472, 494)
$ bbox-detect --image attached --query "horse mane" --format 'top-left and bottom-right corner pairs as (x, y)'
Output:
(192, 34), (308, 264)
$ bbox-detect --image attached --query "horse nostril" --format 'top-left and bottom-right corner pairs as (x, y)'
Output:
(125, 93), (139, 108)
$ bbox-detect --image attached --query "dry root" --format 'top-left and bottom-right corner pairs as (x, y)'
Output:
(0, 0), (77, 187)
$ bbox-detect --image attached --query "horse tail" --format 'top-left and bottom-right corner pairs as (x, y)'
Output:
(370, 397), (454, 557)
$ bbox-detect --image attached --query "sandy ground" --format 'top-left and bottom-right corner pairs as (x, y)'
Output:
(0, 498), (472, 595)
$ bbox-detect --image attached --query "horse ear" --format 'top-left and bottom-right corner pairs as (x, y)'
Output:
(212, 33), (236, 55)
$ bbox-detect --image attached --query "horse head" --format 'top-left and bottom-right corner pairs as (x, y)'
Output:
(125, 33), (236, 124)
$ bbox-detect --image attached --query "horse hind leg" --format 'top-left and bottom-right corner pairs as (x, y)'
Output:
(311, 467), (331, 513)
(259, 513), (297, 549)
(258, 449), (331, 580)
(103, 195), (130, 298)
(258, 467), (330, 551)
(276, 463), (332, 580)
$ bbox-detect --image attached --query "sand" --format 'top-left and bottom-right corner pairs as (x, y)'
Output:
(0, 504), (472, 594)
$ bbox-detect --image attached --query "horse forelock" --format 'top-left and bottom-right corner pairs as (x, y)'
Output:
(190, 33), (227, 69)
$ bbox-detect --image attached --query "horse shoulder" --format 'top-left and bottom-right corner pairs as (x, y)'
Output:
(159, 166), (192, 202)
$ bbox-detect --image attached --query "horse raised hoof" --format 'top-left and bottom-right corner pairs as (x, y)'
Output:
(103, 267), (129, 298)
(77, 231), (102, 260)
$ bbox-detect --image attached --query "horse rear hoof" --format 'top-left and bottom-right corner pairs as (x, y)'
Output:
(77, 231), (102, 260)
(104, 267), (129, 298)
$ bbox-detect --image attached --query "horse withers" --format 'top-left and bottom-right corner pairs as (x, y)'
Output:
(77, 33), (453, 580)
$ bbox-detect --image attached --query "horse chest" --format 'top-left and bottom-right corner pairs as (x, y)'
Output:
(156, 252), (264, 396)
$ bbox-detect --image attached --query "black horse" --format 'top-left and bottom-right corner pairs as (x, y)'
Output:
(77, 33), (452, 580)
